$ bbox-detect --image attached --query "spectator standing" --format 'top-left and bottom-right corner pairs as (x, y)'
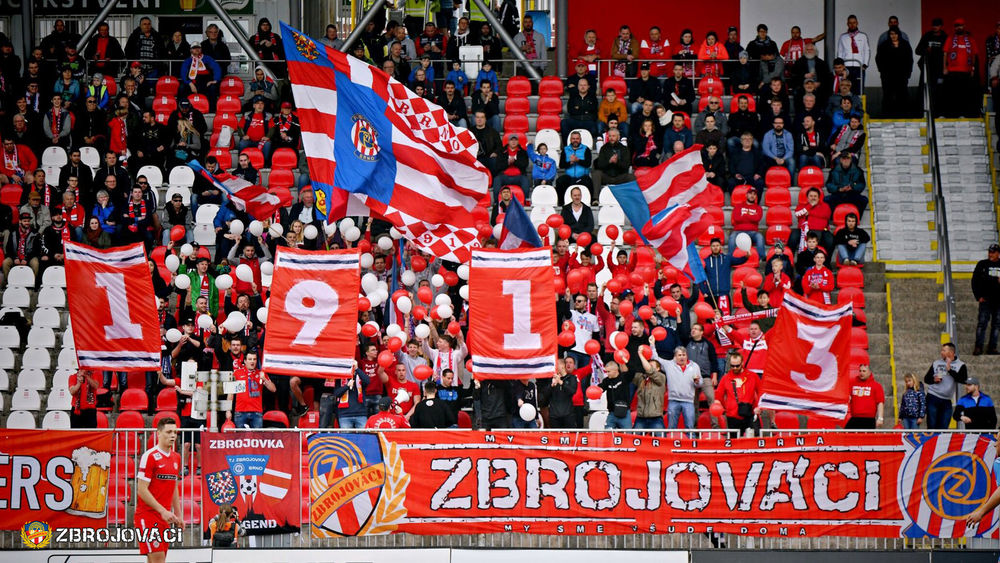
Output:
(875, 27), (913, 117)
(411, 380), (457, 428)
(124, 17), (165, 80)
(898, 373), (926, 429)
(915, 18), (948, 99)
(836, 15), (871, 89)
(366, 396), (412, 429)
(746, 24), (779, 78)
(662, 64), (695, 115)
(660, 345), (699, 430)
(230, 350), (274, 429)
(68, 368), (100, 428)
(640, 26), (670, 78)
(972, 243), (1000, 355)
(331, 362), (370, 429)
(599, 361), (632, 429)
(953, 378), (998, 430)
(845, 364), (885, 429)
(513, 15), (547, 74)
(923, 342), (968, 429)
(686, 323), (718, 404)
(610, 25), (638, 78)
(715, 350), (760, 434)
(801, 249), (834, 304)
(84, 22), (125, 78)
(942, 19), (979, 118)
(548, 359), (579, 428)
(201, 24), (232, 74)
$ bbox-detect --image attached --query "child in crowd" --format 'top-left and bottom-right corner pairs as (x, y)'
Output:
(475, 60), (498, 93)
(899, 373), (926, 430)
(445, 60), (469, 94)
(526, 142), (557, 185)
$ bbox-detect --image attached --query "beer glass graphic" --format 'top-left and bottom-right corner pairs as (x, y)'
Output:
(66, 447), (112, 518)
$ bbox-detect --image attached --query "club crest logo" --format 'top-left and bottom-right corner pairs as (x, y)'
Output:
(21, 521), (51, 549)
(309, 433), (408, 537)
(351, 114), (381, 162)
(206, 469), (237, 506)
(291, 29), (319, 61)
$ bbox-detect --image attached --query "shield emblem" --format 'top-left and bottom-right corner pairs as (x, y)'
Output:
(206, 469), (237, 506)
(308, 433), (386, 537)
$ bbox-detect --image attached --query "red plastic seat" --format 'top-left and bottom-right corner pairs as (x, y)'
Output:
(296, 411), (320, 429)
(697, 76), (724, 98)
(851, 327), (869, 349)
(96, 411), (109, 428)
(155, 76), (180, 97)
(152, 411), (179, 427)
(505, 76), (531, 97)
(705, 185), (724, 207)
(537, 96), (563, 116)
(765, 166), (791, 189)
(263, 410), (290, 428)
(212, 111), (239, 134)
(732, 267), (761, 288)
(538, 76), (564, 97)
(536, 114), (561, 132)
(704, 205), (725, 226)
(832, 204), (861, 229)
(271, 147), (298, 170)
(102, 75), (118, 96)
(765, 206), (793, 227)
(502, 131), (527, 148)
(734, 286), (758, 309)
(730, 93), (756, 113)
(733, 247), (761, 269)
(268, 168), (295, 189)
(850, 347), (870, 368)
(504, 96), (530, 116)
(216, 95), (242, 115)
(269, 186), (293, 207)
(797, 165), (825, 189)
(764, 186), (791, 207)
(0, 184), (22, 207)
(118, 389), (148, 412)
(697, 411), (726, 429)
(114, 409), (146, 429)
(155, 388), (177, 412)
(457, 410), (472, 428)
(240, 147), (265, 170)
(837, 266), (864, 289)
(187, 93), (210, 113)
(730, 185), (750, 204)
(838, 286), (865, 309)
(111, 454), (135, 479)
(601, 76), (627, 100)
(208, 148), (232, 169)
(154, 111), (170, 126)
(502, 114), (529, 135)
(218, 75), (245, 97)
(774, 411), (800, 429)
(507, 185), (526, 205)
(697, 223), (726, 246)
(152, 95), (177, 115)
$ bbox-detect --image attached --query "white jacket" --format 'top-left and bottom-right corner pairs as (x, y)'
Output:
(836, 31), (871, 68)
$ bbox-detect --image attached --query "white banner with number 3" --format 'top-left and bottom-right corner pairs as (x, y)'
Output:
(64, 242), (162, 371)
(262, 247), (360, 377)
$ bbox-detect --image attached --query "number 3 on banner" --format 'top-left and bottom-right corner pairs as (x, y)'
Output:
(502, 280), (540, 350)
(95, 272), (142, 339)
(286, 280), (339, 346)
(790, 323), (840, 392)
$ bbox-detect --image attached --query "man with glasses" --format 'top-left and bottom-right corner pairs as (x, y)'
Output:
(715, 350), (760, 435)
(73, 97), (109, 155)
(693, 96), (729, 136)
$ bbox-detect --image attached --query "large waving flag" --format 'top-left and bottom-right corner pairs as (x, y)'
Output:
(188, 160), (290, 220)
(281, 23), (491, 263)
(499, 197), (543, 249)
(608, 145), (712, 282)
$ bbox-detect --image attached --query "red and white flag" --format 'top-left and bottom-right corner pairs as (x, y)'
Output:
(64, 242), (161, 371)
(189, 160), (291, 220)
(262, 247), (360, 377)
(759, 292), (854, 419)
(468, 248), (556, 379)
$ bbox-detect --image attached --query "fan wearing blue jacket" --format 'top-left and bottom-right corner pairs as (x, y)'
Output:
(526, 143), (557, 185)
(701, 238), (748, 311)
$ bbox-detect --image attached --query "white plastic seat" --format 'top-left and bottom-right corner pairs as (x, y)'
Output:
(41, 266), (66, 287)
(529, 205), (556, 228)
(0, 348), (15, 369)
(531, 185), (558, 207)
(41, 146), (68, 168)
(168, 165), (196, 188)
(27, 326), (56, 348)
(0, 325), (20, 348)
(2, 286), (30, 308)
(562, 184), (592, 206)
(570, 128), (595, 149)
(7, 265), (35, 288)
(0, 306), (23, 318)
(136, 165), (164, 188)
(43, 165), (61, 184)
(52, 368), (74, 389)
(36, 287), (66, 309)
(46, 387), (73, 411)
(458, 45), (484, 81)
(598, 187), (621, 206)
(194, 203), (219, 224)
(193, 223), (216, 246)
(533, 129), (562, 164)
(598, 205), (626, 226)
(57, 348), (78, 370)
(165, 185), (192, 206)
(17, 368), (47, 390)
(7, 410), (36, 429)
(62, 325), (74, 348)
(0, 367), (8, 391)
(11, 388), (41, 410)
(42, 410), (71, 429)
(79, 146), (101, 170)
(21, 347), (52, 370)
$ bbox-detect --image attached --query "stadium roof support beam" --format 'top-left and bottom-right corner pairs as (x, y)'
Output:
(74, 0), (120, 53)
(823, 0), (836, 66)
(469, 0), (542, 81)
(555, 0), (567, 78)
(342, 0), (391, 53)
(202, 0), (274, 78)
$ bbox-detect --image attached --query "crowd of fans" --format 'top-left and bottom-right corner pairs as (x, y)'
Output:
(0, 7), (998, 435)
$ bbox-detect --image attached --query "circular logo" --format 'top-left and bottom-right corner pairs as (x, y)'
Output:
(232, 463), (245, 475)
(351, 114), (380, 162)
(920, 450), (991, 519)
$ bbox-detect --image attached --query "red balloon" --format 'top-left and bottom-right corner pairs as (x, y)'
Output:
(377, 350), (395, 369)
(639, 266), (657, 284)
(537, 223), (550, 237)
(447, 321), (461, 335)
(618, 300), (634, 318)
(590, 243), (603, 256)
(576, 232), (592, 247)
(392, 289), (409, 303)
(651, 326), (668, 341)
(606, 279), (622, 294)
(387, 336), (403, 352)
(412, 305), (427, 321)
(475, 222), (492, 237)
(465, 359), (474, 372)
(629, 272), (644, 287)
(614, 349), (630, 364)
(471, 205), (489, 223)
(605, 225), (620, 240)
(744, 270), (764, 289)
(623, 229), (637, 245)
(613, 331), (629, 351)
(169, 225), (186, 242)
(411, 255), (427, 273)
(413, 365), (433, 381)
(558, 225), (572, 240)
(709, 401), (725, 418)
(639, 344), (653, 360)
(494, 213), (505, 226)
(585, 385), (603, 401)
(584, 339), (601, 355)
(637, 305), (653, 320)
(561, 320), (575, 333)
(553, 276), (565, 294)
(546, 214), (564, 228)
(417, 286), (434, 304)
(566, 269), (584, 293)
(361, 323), (379, 338)
(443, 271), (459, 286)
(693, 301), (715, 320)
(357, 239), (372, 254)
(558, 331), (575, 347)
(358, 296), (371, 312)
(659, 296), (681, 316)
(429, 307), (440, 320)
(661, 266), (679, 282)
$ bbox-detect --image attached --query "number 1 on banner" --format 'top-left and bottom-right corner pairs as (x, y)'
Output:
(502, 280), (540, 350)
(95, 272), (142, 340)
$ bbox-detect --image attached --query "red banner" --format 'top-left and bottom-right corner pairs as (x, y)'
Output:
(468, 248), (556, 379)
(200, 432), (301, 536)
(0, 430), (113, 530)
(308, 431), (1000, 539)
(64, 242), (161, 371)
(262, 247), (360, 377)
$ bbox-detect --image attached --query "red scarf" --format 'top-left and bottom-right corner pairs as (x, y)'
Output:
(200, 274), (211, 299)
(16, 226), (29, 260)
(127, 200), (147, 232)
(3, 147), (21, 176)
(50, 108), (65, 138)
(831, 125), (863, 148)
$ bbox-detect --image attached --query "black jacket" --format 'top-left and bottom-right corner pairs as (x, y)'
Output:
(471, 125), (502, 164)
(436, 92), (468, 122)
(560, 203), (594, 235)
(566, 91), (598, 121)
(548, 374), (578, 420)
(972, 258), (1000, 304)
(411, 394), (458, 428)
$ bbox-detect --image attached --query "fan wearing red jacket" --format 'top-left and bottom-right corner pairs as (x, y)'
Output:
(640, 26), (671, 77)
(567, 248), (605, 286)
(738, 321), (769, 377)
(0, 138), (38, 185)
(763, 256), (793, 304)
(791, 187), (833, 253)
(729, 189), (765, 257)
(136, 418), (182, 562)
(715, 350), (761, 433)
(943, 18), (980, 118)
(802, 249), (834, 304)
(366, 396), (411, 429)
(552, 238), (571, 283)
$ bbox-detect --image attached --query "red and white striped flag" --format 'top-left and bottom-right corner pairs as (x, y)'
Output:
(189, 160), (290, 220)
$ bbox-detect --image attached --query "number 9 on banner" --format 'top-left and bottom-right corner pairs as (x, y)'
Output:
(286, 280), (339, 346)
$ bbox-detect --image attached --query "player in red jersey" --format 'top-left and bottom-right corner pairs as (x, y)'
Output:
(135, 417), (182, 562)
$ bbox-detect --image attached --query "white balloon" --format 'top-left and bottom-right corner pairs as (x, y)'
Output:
(414, 323), (431, 339)
(229, 219), (245, 236)
(260, 262), (274, 276)
(519, 403), (537, 422)
(435, 293), (452, 307)
(359, 253), (374, 269)
(356, 322), (361, 334)
(437, 304), (453, 319)
(164, 254), (180, 273)
(215, 274), (233, 290)
(431, 274), (444, 288)
(324, 221), (338, 236)
(457, 264), (470, 280)
(345, 226), (362, 242)
(493, 223), (503, 239)
(224, 311), (247, 333)
(198, 314), (213, 330)
(179, 243), (194, 257)
(400, 270), (416, 286)
(248, 220), (264, 237)
(377, 236), (394, 250)
(166, 328), (182, 343)
(395, 388), (410, 404)
(303, 224), (319, 240)
(174, 275), (191, 289)
(268, 222), (284, 237)
(377, 280), (389, 293)
(367, 292), (383, 308)
(235, 264), (254, 282)
(389, 226), (403, 240)
(735, 232), (752, 253)
(339, 217), (355, 235)
(361, 273), (379, 294)
(256, 308), (268, 323)
(386, 323), (402, 338)
(459, 284), (469, 300)
(609, 331), (622, 350)
(396, 296), (412, 314)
